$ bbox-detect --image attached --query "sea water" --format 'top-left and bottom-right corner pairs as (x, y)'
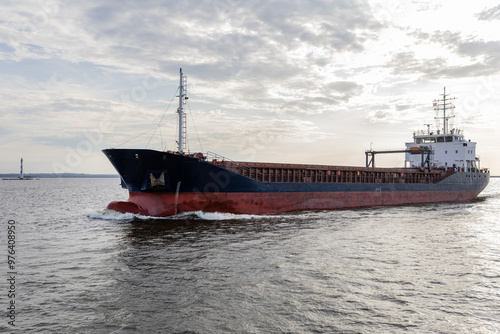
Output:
(1, 177), (499, 333)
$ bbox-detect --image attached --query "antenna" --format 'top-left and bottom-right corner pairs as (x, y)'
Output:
(433, 87), (456, 134)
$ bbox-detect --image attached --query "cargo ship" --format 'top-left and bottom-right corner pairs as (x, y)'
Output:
(102, 69), (490, 217)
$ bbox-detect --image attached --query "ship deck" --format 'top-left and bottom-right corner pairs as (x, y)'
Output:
(205, 152), (462, 185)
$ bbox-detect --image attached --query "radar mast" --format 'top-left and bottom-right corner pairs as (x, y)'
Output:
(433, 87), (456, 134)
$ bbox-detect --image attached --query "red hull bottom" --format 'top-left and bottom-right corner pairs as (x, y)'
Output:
(107, 190), (482, 217)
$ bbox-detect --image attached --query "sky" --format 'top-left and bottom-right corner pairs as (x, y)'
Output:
(1, 0), (499, 174)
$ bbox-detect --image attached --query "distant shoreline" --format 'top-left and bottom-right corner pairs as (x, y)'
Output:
(0, 173), (119, 178)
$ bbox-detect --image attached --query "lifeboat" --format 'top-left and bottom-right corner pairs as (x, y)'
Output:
(409, 146), (420, 154)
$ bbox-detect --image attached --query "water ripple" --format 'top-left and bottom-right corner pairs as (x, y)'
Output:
(1, 178), (500, 333)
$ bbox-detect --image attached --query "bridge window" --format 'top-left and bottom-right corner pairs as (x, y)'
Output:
(445, 136), (453, 142)
(437, 137), (444, 143)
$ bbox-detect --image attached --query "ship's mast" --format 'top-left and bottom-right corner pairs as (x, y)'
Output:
(177, 68), (188, 152)
(433, 87), (455, 134)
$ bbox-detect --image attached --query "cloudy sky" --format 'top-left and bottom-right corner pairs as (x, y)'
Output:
(1, 0), (499, 174)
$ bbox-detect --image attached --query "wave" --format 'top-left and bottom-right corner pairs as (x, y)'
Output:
(86, 209), (275, 221)
(176, 211), (275, 221)
(86, 209), (139, 221)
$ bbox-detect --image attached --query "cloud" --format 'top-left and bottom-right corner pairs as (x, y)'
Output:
(1, 0), (499, 172)
(7, 0), (376, 82)
(406, 30), (500, 79)
(475, 4), (500, 21)
(386, 51), (447, 77)
(1, 0), (374, 121)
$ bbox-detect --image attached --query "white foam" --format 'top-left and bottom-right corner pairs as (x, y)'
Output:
(86, 209), (138, 221)
(181, 211), (273, 221)
(86, 209), (275, 221)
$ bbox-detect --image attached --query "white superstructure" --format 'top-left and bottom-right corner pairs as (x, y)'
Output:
(405, 88), (480, 171)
